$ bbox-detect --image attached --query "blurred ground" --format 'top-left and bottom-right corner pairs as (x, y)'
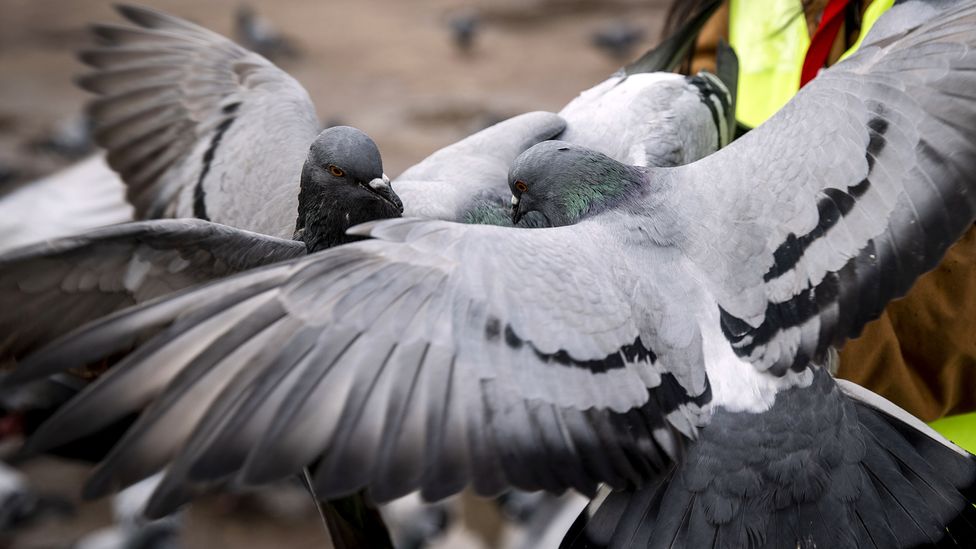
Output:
(0, 0), (668, 547)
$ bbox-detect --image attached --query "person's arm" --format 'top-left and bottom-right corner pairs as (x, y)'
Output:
(837, 225), (976, 421)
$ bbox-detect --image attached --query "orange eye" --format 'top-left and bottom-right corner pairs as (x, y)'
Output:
(329, 165), (345, 177)
(515, 180), (528, 192)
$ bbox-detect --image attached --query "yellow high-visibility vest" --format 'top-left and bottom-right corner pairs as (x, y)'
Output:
(729, 0), (895, 128)
(729, 0), (974, 454)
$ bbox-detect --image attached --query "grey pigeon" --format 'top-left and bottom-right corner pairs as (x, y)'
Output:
(29, 114), (95, 159)
(591, 21), (645, 61)
(8, 3), (976, 548)
(234, 5), (300, 61)
(0, 125), (398, 367)
(447, 10), (481, 54)
(72, 473), (182, 549)
(0, 461), (73, 535)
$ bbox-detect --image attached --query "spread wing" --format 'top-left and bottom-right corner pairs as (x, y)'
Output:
(9, 0), (976, 527)
(80, 4), (320, 237)
(0, 155), (132, 254)
(0, 219), (304, 365)
(12, 218), (709, 517)
(669, 1), (976, 375)
(394, 111), (566, 221)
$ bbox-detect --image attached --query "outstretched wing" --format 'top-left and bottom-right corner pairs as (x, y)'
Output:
(0, 155), (132, 254)
(669, 2), (976, 375)
(394, 111), (566, 221)
(80, 4), (320, 238)
(13, 218), (709, 517)
(0, 219), (304, 365)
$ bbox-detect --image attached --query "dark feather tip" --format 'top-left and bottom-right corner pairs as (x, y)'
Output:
(73, 73), (102, 94)
(114, 4), (156, 27)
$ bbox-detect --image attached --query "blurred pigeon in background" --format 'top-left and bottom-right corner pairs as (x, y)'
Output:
(0, 162), (19, 188)
(234, 4), (299, 61)
(591, 20), (645, 60)
(0, 461), (73, 538)
(29, 114), (95, 160)
(73, 474), (182, 549)
(446, 9), (481, 54)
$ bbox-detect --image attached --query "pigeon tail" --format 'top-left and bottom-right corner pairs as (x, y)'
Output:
(562, 369), (976, 548)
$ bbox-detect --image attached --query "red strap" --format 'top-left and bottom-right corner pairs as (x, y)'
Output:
(800, 0), (853, 87)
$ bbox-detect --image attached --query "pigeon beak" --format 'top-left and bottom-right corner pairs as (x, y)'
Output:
(367, 174), (404, 213)
(511, 194), (523, 224)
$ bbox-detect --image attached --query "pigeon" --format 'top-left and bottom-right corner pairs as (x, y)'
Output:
(560, 0), (734, 171)
(72, 473), (182, 549)
(447, 10), (481, 54)
(0, 125), (400, 367)
(29, 114), (96, 159)
(0, 461), (74, 536)
(591, 21), (646, 61)
(234, 5), (300, 61)
(7, 3), (976, 548)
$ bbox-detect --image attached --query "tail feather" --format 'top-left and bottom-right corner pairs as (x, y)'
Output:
(562, 370), (976, 548)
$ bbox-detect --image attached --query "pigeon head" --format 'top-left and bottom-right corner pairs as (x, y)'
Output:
(508, 141), (644, 227)
(295, 126), (403, 252)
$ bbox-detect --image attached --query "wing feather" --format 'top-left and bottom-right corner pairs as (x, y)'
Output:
(15, 220), (706, 516)
(671, 2), (976, 374)
(80, 5), (319, 236)
(0, 220), (304, 367)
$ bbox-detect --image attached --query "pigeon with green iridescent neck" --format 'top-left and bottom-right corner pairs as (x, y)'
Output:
(10, 3), (976, 548)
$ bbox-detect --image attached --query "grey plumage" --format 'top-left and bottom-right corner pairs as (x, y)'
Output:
(294, 126), (402, 252)
(0, 155), (132, 254)
(0, 125), (398, 367)
(79, 4), (319, 238)
(393, 111), (567, 223)
(7, 4), (976, 548)
(0, 218), (305, 367)
(557, 60), (735, 170)
(0, 2), (734, 376)
(71, 3), (733, 238)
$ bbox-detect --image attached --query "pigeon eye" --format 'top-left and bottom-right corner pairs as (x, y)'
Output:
(515, 180), (528, 192)
(329, 165), (345, 177)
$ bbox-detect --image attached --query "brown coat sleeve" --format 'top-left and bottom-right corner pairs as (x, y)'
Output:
(689, 2), (728, 75)
(837, 225), (976, 421)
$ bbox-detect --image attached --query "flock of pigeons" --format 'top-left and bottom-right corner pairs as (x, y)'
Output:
(0, 1), (975, 548)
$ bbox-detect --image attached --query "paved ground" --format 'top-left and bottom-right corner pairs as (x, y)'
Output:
(0, 0), (668, 547)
